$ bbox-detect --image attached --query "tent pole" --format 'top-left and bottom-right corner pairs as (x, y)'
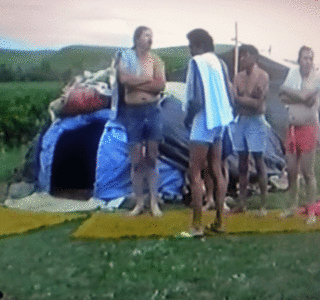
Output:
(234, 22), (239, 77)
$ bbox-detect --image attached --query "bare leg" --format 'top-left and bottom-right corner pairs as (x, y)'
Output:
(189, 144), (209, 233)
(146, 140), (162, 217)
(208, 140), (227, 230)
(202, 165), (215, 211)
(300, 149), (317, 223)
(128, 143), (146, 216)
(283, 152), (299, 216)
(233, 152), (249, 212)
(253, 152), (268, 214)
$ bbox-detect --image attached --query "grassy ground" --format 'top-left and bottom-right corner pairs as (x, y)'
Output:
(0, 146), (27, 182)
(0, 220), (320, 300)
(0, 150), (320, 298)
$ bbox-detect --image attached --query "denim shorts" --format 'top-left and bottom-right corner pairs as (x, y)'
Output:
(230, 114), (269, 153)
(122, 102), (163, 144)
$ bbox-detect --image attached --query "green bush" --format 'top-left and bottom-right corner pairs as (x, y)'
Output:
(0, 82), (63, 149)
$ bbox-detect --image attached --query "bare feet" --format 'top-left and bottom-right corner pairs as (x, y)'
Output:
(202, 200), (215, 211)
(204, 220), (225, 234)
(255, 207), (268, 217)
(279, 207), (297, 219)
(306, 213), (317, 225)
(128, 204), (145, 216)
(150, 199), (163, 217)
(230, 205), (247, 214)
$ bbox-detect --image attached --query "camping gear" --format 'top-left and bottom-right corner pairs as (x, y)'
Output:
(93, 119), (185, 201)
(61, 84), (110, 116)
(49, 67), (119, 120)
(36, 96), (186, 202)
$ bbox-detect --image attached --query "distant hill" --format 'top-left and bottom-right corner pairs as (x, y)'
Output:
(0, 49), (55, 69)
(0, 45), (120, 73)
(0, 44), (235, 79)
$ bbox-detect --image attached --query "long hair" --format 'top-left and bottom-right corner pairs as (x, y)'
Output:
(132, 26), (150, 49)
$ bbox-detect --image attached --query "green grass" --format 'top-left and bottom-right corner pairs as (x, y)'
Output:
(0, 81), (63, 102)
(0, 221), (320, 299)
(0, 82), (62, 149)
(0, 152), (319, 299)
(0, 146), (27, 182)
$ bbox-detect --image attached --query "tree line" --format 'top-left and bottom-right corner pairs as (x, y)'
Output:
(0, 56), (187, 84)
(0, 61), (73, 84)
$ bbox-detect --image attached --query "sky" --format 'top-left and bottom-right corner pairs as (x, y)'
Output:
(1, 0), (320, 63)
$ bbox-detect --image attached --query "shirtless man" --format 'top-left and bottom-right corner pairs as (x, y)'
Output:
(118, 26), (166, 216)
(279, 46), (320, 224)
(231, 44), (270, 215)
(184, 29), (234, 235)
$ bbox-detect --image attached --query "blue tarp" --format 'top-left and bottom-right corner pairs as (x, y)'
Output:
(38, 109), (113, 192)
(38, 108), (185, 201)
(94, 120), (185, 200)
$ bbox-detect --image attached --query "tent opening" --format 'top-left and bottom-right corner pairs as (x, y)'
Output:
(50, 121), (105, 199)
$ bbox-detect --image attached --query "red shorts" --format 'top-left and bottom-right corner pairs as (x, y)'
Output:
(285, 124), (319, 154)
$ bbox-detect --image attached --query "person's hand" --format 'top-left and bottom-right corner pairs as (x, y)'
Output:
(305, 91), (318, 107)
(251, 86), (263, 99)
(140, 75), (153, 83)
(184, 116), (193, 130)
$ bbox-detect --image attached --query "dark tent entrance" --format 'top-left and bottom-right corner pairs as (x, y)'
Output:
(50, 121), (105, 199)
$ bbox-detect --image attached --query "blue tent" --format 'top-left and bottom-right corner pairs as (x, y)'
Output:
(37, 98), (185, 202)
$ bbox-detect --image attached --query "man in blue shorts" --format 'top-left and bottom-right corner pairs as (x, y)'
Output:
(184, 29), (234, 235)
(118, 26), (166, 216)
(231, 44), (270, 215)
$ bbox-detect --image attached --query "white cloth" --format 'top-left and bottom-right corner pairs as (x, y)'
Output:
(185, 52), (233, 130)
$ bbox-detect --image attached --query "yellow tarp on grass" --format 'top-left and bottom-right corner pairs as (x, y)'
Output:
(72, 209), (320, 240)
(0, 206), (86, 237)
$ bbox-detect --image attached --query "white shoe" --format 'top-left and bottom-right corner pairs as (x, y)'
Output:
(177, 228), (204, 238)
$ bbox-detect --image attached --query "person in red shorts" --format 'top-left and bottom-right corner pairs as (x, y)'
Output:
(280, 46), (320, 224)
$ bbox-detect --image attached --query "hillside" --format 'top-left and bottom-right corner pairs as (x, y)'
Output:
(0, 44), (235, 76)
(0, 49), (55, 69)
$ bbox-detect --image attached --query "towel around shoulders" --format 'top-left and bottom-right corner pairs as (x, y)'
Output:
(185, 52), (234, 130)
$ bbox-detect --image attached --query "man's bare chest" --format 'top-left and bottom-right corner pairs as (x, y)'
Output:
(237, 73), (263, 96)
(140, 56), (154, 77)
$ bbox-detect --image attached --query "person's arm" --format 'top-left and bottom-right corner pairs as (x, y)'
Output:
(117, 56), (152, 87)
(184, 67), (203, 129)
(134, 56), (166, 93)
(280, 86), (318, 107)
(234, 73), (269, 113)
